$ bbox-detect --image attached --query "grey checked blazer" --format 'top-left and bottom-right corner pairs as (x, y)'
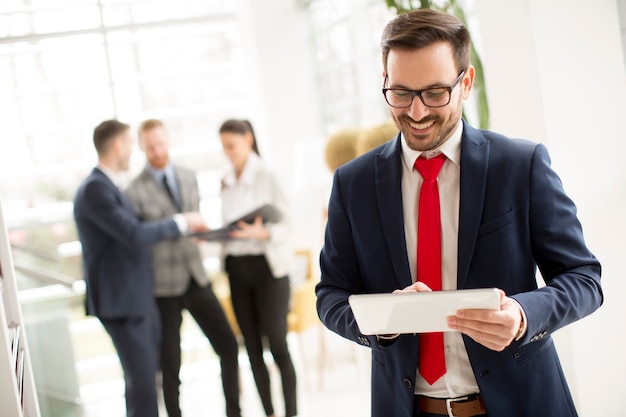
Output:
(125, 165), (209, 297)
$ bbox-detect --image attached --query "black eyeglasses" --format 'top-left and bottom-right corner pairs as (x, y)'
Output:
(382, 70), (466, 108)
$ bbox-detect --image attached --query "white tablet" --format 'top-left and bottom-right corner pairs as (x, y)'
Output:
(348, 288), (500, 335)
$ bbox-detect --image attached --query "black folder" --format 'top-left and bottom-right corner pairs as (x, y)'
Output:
(193, 204), (282, 241)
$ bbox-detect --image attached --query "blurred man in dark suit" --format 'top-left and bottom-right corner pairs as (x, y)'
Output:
(74, 119), (207, 417)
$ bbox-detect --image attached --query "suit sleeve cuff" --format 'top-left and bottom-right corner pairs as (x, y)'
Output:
(511, 298), (528, 341)
(173, 214), (188, 234)
(376, 334), (400, 347)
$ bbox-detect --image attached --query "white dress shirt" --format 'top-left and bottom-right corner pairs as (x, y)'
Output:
(400, 122), (480, 398)
(222, 153), (267, 257)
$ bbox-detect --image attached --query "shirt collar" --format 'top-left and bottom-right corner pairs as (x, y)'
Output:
(97, 163), (123, 188)
(223, 152), (261, 187)
(400, 120), (463, 171)
(146, 162), (175, 183)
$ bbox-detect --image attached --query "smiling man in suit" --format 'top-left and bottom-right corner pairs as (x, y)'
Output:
(74, 120), (208, 417)
(316, 9), (602, 417)
(125, 119), (241, 417)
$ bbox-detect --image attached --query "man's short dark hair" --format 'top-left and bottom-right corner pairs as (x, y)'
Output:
(381, 9), (471, 73)
(93, 120), (130, 156)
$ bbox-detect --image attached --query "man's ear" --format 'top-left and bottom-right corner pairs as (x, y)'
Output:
(462, 66), (476, 99)
(110, 136), (123, 155)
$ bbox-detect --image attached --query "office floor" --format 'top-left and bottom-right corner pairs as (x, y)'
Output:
(37, 324), (372, 417)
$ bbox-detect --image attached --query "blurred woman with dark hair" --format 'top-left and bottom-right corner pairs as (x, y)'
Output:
(218, 119), (297, 417)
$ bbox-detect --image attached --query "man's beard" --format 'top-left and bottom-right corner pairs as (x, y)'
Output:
(393, 111), (460, 152)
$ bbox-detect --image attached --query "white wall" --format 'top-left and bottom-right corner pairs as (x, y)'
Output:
(476, 0), (626, 414)
(241, 0), (329, 256)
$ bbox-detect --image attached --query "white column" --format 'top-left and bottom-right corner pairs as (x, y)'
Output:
(476, 0), (626, 414)
(240, 0), (327, 253)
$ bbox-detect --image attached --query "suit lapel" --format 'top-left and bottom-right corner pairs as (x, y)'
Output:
(174, 168), (191, 212)
(375, 135), (412, 289)
(457, 123), (490, 289)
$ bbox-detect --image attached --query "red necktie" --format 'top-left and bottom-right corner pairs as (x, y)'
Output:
(415, 154), (446, 385)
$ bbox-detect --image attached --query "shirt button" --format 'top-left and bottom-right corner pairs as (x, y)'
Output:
(403, 378), (413, 389)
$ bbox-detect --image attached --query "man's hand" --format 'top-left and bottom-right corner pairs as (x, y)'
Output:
(447, 289), (523, 351)
(393, 281), (433, 294)
(230, 216), (270, 240)
(377, 281), (433, 341)
(183, 212), (209, 233)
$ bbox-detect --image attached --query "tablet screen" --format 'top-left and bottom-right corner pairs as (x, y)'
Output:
(348, 288), (500, 335)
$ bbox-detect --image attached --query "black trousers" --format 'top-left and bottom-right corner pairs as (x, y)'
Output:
(156, 280), (240, 417)
(225, 255), (297, 417)
(100, 305), (160, 417)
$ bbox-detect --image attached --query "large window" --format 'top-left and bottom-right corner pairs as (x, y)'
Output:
(0, 0), (256, 277)
(307, 0), (393, 132)
(0, 2), (260, 412)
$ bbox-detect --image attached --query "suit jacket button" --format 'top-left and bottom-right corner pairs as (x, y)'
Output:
(403, 378), (413, 389)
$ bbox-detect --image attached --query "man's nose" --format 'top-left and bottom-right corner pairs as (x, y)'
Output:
(406, 97), (430, 121)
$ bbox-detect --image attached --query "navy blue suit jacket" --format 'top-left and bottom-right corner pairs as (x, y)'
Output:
(316, 122), (602, 417)
(74, 168), (181, 318)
